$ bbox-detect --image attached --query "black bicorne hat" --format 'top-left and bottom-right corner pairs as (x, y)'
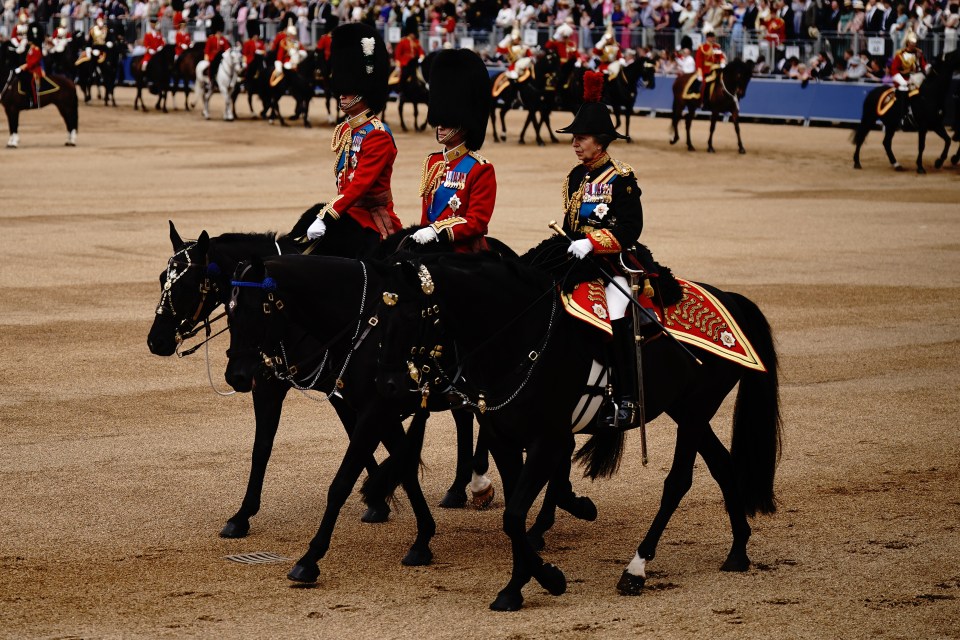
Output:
(427, 48), (492, 151)
(330, 23), (390, 113)
(556, 70), (627, 140)
(209, 13), (225, 34)
(402, 16), (419, 37)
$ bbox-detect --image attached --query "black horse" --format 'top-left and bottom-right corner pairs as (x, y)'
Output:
(489, 50), (562, 146)
(671, 58), (755, 154)
(394, 52), (435, 133)
(170, 42), (205, 112)
(603, 54), (657, 142)
(853, 51), (960, 173)
(1, 42), (79, 148)
(223, 252), (598, 585)
(264, 50), (316, 127)
(131, 45), (175, 112)
(368, 240), (781, 610)
(233, 52), (271, 119)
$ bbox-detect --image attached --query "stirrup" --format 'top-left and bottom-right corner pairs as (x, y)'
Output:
(600, 399), (638, 430)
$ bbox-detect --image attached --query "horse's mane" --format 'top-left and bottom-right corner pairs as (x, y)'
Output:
(519, 235), (683, 306)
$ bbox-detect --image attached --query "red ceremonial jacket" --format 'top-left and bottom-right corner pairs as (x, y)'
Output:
(204, 34), (230, 61)
(277, 39), (302, 65)
(545, 38), (578, 63)
(143, 31), (165, 61)
(320, 113), (402, 238)
(25, 43), (43, 78)
(695, 42), (725, 76)
(270, 31), (288, 53)
(419, 146), (496, 253)
(394, 35), (424, 68)
(316, 33), (332, 62)
(241, 38), (265, 65)
(174, 30), (192, 55)
(890, 48), (928, 78)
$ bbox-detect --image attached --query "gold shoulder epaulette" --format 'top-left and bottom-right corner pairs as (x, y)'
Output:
(371, 117), (386, 131)
(468, 150), (489, 165)
(331, 122), (350, 153)
(610, 158), (634, 177)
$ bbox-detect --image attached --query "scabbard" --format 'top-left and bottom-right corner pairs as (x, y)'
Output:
(630, 275), (649, 466)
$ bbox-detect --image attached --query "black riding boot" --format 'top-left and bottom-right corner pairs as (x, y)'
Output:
(600, 317), (640, 431)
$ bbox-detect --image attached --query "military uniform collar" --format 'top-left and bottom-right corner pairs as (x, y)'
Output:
(584, 152), (611, 172)
(347, 110), (376, 130)
(443, 143), (469, 164)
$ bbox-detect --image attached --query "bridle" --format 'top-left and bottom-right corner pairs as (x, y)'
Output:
(382, 263), (560, 414)
(155, 242), (227, 357)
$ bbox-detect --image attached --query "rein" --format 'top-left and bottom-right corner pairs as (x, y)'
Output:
(720, 70), (740, 108)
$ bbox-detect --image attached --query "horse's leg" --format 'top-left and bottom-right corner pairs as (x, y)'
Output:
(883, 127), (901, 170)
(624, 111), (632, 144)
(543, 109), (559, 143)
(618, 420), (700, 595)
(439, 409), (476, 508)
(490, 437), (567, 612)
(329, 393), (390, 523)
(500, 107), (508, 140)
(933, 124), (950, 169)
(202, 85), (211, 120)
(53, 94), (78, 146)
(685, 107), (695, 151)
(670, 103), (681, 145)
(951, 129), (960, 166)
(707, 111), (718, 153)
(526, 434), (597, 551)
(532, 109), (545, 147)
(490, 107), (501, 143)
(696, 424), (752, 572)
(220, 376), (290, 538)
(389, 419), (437, 566)
(5, 104), (19, 148)
(916, 127), (927, 174)
(733, 110), (745, 154)
(287, 407), (406, 584)
(399, 97), (408, 132)
(301, 91), (312, 128)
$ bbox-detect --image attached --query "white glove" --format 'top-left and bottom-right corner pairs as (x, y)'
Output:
(107, 41), (113, 48)
(567, 238), (593, 260)
(412, 227), (438, 244)
(307, 217), (327, 240)
(14, 67), (21, 74)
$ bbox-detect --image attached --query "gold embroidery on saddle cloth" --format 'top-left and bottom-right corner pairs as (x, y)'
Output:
(876, 87), (897, 117)
(560, 280), (613, 335)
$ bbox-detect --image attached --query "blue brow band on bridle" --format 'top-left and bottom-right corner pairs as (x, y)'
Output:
(230, 277), (278, 291)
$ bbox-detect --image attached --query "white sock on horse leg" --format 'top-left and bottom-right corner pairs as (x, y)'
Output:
(626, 552), (647, 578)
(470, 472), (491, 493)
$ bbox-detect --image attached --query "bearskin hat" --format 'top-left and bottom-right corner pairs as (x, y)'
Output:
(209, 13), (225, 34)
(402, 16), (419, 37)
(280, 11), (297, 30)
(27, 23), (44, 46)
(323, 15), (340, 34)
(555, 70), (627, 140)
(427, 48), (491, 151)
(330, 23), (390, 113)
(680, 34), (693, 50)
(247, 18), (261, 37)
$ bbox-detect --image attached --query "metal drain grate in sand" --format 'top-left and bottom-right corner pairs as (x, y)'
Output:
(225, 551), (292, 565)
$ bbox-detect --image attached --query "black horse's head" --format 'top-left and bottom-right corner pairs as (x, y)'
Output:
(725, 58), (755, 99)
(147, 221), (219, 356)
(375, 259), (446, 400)
(223, 256), (274, 393)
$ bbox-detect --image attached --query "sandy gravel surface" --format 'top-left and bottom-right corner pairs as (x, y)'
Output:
(1, 88), (959, 639)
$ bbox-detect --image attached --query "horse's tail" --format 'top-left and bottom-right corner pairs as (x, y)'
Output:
(574, 429), (627, 480)
(728, 292), (782, 517)
(359, 409), (428, 506)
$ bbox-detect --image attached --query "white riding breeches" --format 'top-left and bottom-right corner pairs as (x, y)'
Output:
(606, 276), (630, 321)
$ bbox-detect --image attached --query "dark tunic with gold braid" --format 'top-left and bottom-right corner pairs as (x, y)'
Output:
(562, 152), (643, 255)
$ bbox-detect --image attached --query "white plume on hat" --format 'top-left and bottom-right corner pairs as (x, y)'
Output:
(554, 23), (573, 39)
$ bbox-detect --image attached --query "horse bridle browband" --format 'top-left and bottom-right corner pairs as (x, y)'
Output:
(155, 242), (227, 356)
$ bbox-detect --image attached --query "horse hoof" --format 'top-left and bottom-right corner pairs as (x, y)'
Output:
(360, 502), (390, 523)
(401, 546), (433, 567)
(304, 121), (312, 129)
(438, 490), (467, 509)
(287, 562), (320, 583)
(534, 563), (566, 596)
(471, 484), (495, 510)
(625, 136), (632, 144)
(219, 520), (250, 538)
(527, 531), (545, 552)
(720, 552), (750, 572)
(537, 140), (545, 147)
(616, 570), (645, 595)
(687, 146), (695, 152)
(853, 162), (862, 170)
(738, 147), (746, 155)
(65, 141), (76, 147)
(708, 147), (716, 153)
(894, 164), (905, 172)
(559, 496), (597, 522)
(950, 155), (959, 166)
(490, 590), (523, 611)
(934, 158), (944, 169)
(518, 139), (526, 145)
(917, 166), (926, 175)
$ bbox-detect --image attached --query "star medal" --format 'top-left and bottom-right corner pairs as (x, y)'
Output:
(594, 203), (609, 219)
(448, 194), (461, 212)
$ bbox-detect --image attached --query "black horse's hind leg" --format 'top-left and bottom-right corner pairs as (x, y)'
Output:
(398, 98), (408, 132)
(331, 395), (390, 523)
(500, 108), (508, 141)
(220, 375), (290, 538)
(916, 128), (927, 174)
(932, 124), (950, 170)
(883, 127), (901, 170)
(707, 111), (719, 153)
(490, 107), (501, 143)
(733, 111), (745, 154)
(685, 108), (695, 151)
(527, 435), (597, 551)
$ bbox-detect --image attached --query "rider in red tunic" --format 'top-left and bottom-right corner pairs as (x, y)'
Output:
(173, 13), (192, 61)
(413, 49), (496, 253)
(204, 14), (231, 78)
(394, 17), (424, 69)
(497, 26), (534, 79)
(306, 23), (401, 253)
(241, 19), (266, 66)
(141, 20), (166, 71)
(890, 32), (930, 124)
(544, 22), (579, 64)
(693, 24), (727, 103)
(15, 31), (44, 108)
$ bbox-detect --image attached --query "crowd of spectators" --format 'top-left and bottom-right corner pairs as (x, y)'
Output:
(4, 0), (957, 81)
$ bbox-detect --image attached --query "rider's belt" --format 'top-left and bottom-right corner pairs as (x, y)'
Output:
(356, 190), (392, 208)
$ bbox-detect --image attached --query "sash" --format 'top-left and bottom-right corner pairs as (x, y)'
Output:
(578, 167), (618, 220)
(428, 155), (479, 223)
(336, 120), (394, 176)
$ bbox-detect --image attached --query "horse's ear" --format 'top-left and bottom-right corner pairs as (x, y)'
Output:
(196, 230), (210, 255)
(169, 220), (184, 250)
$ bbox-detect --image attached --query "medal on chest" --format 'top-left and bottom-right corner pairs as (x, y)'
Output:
(443, 170), (467, 191)
(582, 182), (613, 203)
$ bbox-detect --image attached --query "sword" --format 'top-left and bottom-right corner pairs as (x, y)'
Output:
(548, 220), (702, 367)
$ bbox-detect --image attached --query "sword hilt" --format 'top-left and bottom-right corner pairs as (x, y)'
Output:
(548, 220), (567, 237)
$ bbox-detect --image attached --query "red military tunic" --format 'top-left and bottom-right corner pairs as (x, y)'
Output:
(143, 30), (165, 64)
(241, 37), (266, 65)
(545, 38), (578, 64)
(419, 144), (496, 253)
(394, 35), (424, 68)
(316, 32), (332, 63)
(695, 41), (726, 79)
(890, 48), (928, 81)
(277, 38), (303, 67)
(24, 43), (43, 80)
(319, 112), (402, 239)
(205, 34), (231, 61)
(174, 30), (192, 57)
(270, 31), (288, 54)
(764, 16), (785, 45)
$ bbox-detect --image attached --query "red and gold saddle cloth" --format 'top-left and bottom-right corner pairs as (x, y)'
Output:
(561, 278), (766, 372)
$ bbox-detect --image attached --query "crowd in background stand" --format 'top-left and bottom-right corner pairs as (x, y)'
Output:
(3, 0), (958, 82)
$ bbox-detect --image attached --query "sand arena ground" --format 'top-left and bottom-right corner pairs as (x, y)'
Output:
(1, 89), (959, 639)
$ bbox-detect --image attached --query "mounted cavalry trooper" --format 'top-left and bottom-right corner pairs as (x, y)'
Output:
(274, 23), (306, 81)
(497, 24), (535, 81)
(141, 19), (166, 71)
(306, 23), (401, 253)
(51, 16), (73, 55)
(81, 16), (109, 64)
(393, 16), (424, 70)
(556, 70), (645, 431)
(10, 9), (29, 54)
(545, 21), (579, 65)
(692, 23), (726, 105)
(204, 14), (232, 79)
(173, 11), (193, 62)
(14, 24), (46, 109)
(413, 48), (495, 253)
(890, 32), (930, 125)
(592, 24), (624, 79)
(270, 12), (297, 56)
